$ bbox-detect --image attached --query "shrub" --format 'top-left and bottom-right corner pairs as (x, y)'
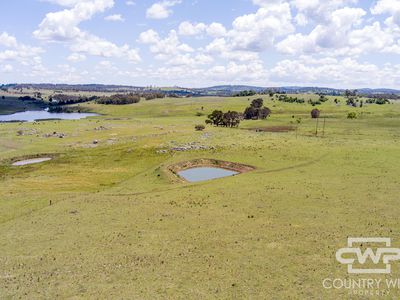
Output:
(311, 109), (320, 119)
(195, 124), (205, 131)
(347, 112), (357, 119)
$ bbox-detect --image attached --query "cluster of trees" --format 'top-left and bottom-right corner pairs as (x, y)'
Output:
(143, 92), (165, 100)
(206, 110), (242, 128)
(233, 90), (257, 97)
(368, 93), (400, 100)
(344, 89), (358, 97)
(366, 98), (390, 105)
(346, 98), (371, 107)
(96, 93), (140, 105)
(19, 96), (39, 101)
(277, 95), (305, 104)
(243, 98), (271, 120)
(50, 94), (98, 105)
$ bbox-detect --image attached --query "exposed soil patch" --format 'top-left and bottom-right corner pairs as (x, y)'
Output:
(167, 159), (255, 183)
(246, 126), (295, 133)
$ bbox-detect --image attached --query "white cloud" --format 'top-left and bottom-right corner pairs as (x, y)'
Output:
(126, 0), (135, 5)
(70, 34), (141, 62)
(139, 30), (193, 58)
(0, 32), (44, 65)
(228, 4), (294, 52)
(179, 21), (207, 36)
(291, 0), (360, 24)
(0, 32), (18, 48)
(34, 0), (115, 41)
(178, 21), (227, 38)
(276, 7), (368, 56)
(202, 3), (293, 65)
(206, 61), (267, 84)
(34, 0), (140, 63)
(146, 0), (181, 19)
(206, 23), (227, 38)
(139, 29), (215, 68)
(67, 52), (86, 62)
(270, 56), (400, 88)
(1, 64), (13, 73)
(104, 14), (125, 22)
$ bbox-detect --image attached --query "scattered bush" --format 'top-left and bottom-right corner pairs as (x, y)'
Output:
(308, 99), (322, 106)
(347, 112), (357, 119)
(195, 124), (205, 131)
(311, 109), (320, 119)
(278, 95), (305, 104)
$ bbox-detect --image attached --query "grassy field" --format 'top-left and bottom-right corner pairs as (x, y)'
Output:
(0, 94), (399, 299)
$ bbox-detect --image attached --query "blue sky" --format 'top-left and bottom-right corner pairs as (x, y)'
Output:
(0, 0), (400, 88)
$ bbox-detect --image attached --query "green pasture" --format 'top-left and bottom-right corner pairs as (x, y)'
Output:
(0, 95), (399, 299)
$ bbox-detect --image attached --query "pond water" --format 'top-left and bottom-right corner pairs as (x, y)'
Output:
(178, 167), (239, 182)
(12, 157), (52, 166)
(0, 110), (98, 122)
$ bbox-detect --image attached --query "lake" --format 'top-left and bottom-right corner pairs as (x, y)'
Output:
(178, 167), (239, 182)
(0, 110), (98, 122)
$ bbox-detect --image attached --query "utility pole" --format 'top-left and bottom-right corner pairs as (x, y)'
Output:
(315, 117), (319, 136)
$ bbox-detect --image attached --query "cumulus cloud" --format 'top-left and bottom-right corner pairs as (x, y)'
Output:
(34, 0), (114, 41)
(202, 2), (293, 66)
(0, 32), (18, 48)
(179, 22), (207, 36)
(139, 29), (193, 58)
(146, 0), (181, 19)
(291, 0), (360, 24)
(104, 14), (125, 22)
(34, 0), (140, 63)
(67, 52), (86, 62)
(276, 7), (368, 56)
(178, 21), (227, 38)
(139, 29), (214, 67)
(5, 0), (400, 87)
(270, 55), (400, 88)
(0, 32), (44, 64)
